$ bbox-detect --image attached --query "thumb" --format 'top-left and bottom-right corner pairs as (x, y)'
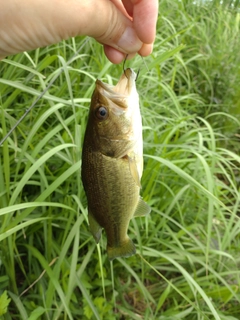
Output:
(61, 0), (143, 55)
(0, 0), (143, 59)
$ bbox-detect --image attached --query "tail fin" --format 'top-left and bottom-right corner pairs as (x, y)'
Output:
(107, 237), (136, 261)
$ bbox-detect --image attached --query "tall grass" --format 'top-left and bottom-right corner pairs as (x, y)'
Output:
(0, 1), (240, 319)
(158, 0), (240, 136)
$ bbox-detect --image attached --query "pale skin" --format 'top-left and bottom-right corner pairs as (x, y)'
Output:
(0, 0), (158, 64)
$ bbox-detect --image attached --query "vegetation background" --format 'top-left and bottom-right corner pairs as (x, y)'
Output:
(0, 0), (240, 319)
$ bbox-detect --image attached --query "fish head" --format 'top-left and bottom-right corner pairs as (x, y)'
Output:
(87, 68), (142, 158)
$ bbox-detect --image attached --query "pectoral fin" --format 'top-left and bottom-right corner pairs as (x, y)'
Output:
(133, 198), (151, 217)
(128, 156), (141, 187)
(88, 209), (102, 243)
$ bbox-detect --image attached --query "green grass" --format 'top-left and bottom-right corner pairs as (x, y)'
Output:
(0, 1), (240, 319)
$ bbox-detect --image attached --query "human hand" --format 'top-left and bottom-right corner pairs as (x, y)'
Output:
(0, 0), (158, 63)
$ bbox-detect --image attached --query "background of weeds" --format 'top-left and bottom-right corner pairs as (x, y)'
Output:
(0, 0), (240, 319)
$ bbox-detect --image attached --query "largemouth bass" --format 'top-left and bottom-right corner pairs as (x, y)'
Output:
(81, 68), (150, 261)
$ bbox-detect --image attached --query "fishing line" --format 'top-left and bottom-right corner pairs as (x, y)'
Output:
(0, 37), (90, 147)
(135, 55), (149, 81)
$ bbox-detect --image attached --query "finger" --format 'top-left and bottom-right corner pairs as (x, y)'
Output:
(103, 42), (151, 64)
(104, 45), (126, 64)
(138, 43), (153, 57)
(109, 0), (131, 19)
(122, 0), (134, 17)
(104, 45), (136, 64)
(123, 0), (159, 44)
(85, 0), (142, 55)
(0, 0), (143, 59)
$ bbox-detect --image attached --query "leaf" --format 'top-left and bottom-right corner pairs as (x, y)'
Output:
(0, 291), (11, 316)
(28, 307), (46, 320)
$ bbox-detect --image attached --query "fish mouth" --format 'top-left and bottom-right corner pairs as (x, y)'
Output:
(96, 68), (137, 109)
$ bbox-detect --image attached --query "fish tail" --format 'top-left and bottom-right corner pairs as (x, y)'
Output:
(107, 237), (136, 261)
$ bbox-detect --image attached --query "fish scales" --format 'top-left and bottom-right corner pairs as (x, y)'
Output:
(81, 68), (151, 260)
(82, 149), (140, 245)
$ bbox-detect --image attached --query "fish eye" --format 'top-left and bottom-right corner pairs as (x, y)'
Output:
(95, 106), (108, 120)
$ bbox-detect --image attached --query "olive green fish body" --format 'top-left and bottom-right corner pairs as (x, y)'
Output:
(82, 146), (139, 256)
(82, 68), (150, 260)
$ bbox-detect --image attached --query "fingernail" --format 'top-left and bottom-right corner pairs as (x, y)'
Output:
(117, 27), (142, 52)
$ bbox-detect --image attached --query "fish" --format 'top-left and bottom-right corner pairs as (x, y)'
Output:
(81, 68), (151, 261)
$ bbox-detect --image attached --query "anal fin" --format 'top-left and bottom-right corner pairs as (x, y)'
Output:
(133, 197), (151, 217)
